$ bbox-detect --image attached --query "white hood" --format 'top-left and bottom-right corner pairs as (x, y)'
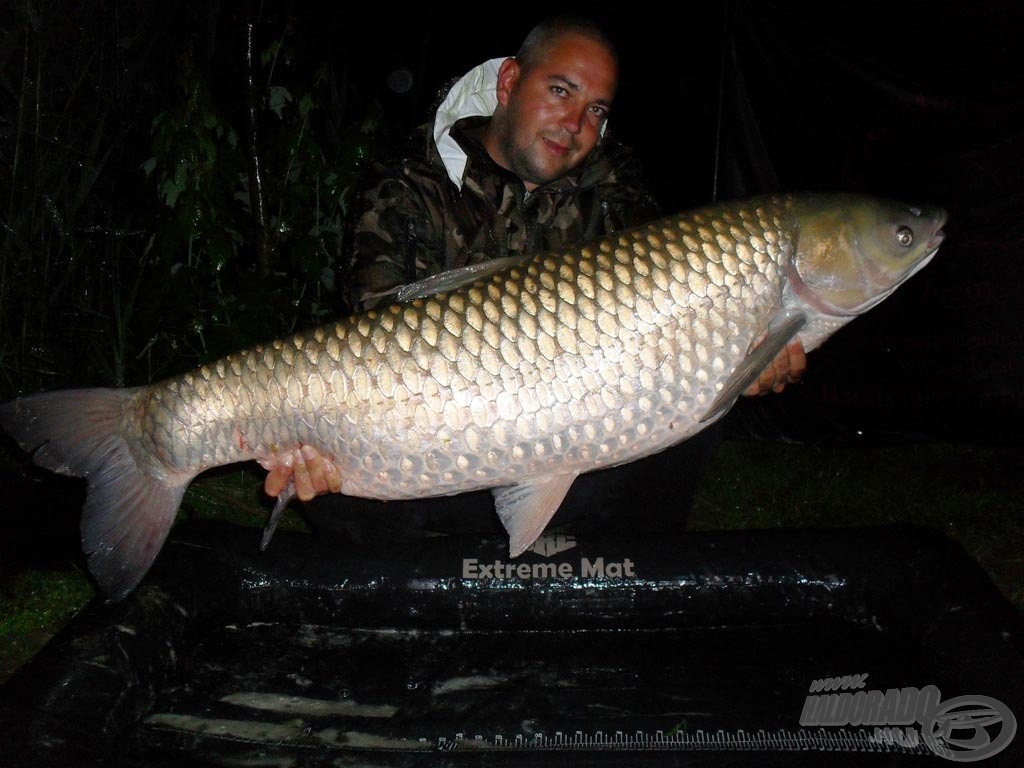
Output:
(432, 58), (506, 189)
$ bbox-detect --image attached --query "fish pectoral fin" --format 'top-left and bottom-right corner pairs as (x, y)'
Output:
(700, 309), (808, 424)
(492, 474), (578, 558)
(395, 257), (527, 302)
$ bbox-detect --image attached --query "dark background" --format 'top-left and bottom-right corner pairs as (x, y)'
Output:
(2, 0), (1022, 443)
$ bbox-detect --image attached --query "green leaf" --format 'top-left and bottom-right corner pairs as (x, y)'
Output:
(261, 41), (280, 68)
(160, 178), (184, 208)
(269, 86), (292, 118)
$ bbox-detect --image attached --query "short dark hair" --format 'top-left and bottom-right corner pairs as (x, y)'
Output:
(515, 16), (619, 75)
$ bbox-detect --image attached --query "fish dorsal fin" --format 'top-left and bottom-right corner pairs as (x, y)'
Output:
(395, 256), (526, 303)
(492, 474), (578, 557)
(699, 309), (808, 424)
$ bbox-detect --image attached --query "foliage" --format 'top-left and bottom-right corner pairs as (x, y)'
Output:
(1, 0), (150, 393)
(0, 2), (385, 398)
(139, 39), (380, 372)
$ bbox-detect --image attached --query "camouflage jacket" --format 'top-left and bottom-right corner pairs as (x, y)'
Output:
(341, 61), (661, 312)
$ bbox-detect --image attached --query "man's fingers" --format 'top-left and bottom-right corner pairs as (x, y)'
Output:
(264, 445), (344, 500)
(745, 364), (776, 397)
(301, 444), (337, 495)
(264, 464), (292, 497)
(771, 340), (807, 392)
(321, 455), (343, 494)
(293, 447), (316, 501)
(743, 339), (808, 396)
(788, 340), (807, 380)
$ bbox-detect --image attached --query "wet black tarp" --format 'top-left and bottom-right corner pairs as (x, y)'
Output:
(2, 522), (1022, 766)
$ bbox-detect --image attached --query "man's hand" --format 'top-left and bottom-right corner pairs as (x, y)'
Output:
(744, 339), (807, 396)
(264, 445), (343, 500)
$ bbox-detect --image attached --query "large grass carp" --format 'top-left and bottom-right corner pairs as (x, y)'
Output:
(0, 193), (945, 600)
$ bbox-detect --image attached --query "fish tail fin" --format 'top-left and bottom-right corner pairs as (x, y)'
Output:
(0, 388), (187, 601)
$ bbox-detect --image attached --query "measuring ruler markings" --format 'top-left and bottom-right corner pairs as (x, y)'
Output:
(431, 727), (934, 753)
(144, 716), (936, 755)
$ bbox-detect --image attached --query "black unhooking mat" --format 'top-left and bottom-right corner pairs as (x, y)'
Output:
(1, 523), (1021, 767)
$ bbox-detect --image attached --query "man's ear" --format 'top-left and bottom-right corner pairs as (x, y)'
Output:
(495, 58), (520, 107)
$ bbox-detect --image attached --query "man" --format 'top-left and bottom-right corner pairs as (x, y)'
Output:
(264, 16), (805, 541)
(343, 16), (659, 313)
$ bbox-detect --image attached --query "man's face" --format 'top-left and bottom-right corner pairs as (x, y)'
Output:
(493, 34), (617, 190)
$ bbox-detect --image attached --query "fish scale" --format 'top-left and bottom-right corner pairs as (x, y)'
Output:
(0, 193), (946, 599)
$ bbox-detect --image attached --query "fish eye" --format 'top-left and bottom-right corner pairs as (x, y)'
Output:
(896, 226), (914, 247)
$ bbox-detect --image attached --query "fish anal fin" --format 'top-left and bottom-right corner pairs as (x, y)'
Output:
(700, 309), (807, 423)
(492, 474), (578, 557)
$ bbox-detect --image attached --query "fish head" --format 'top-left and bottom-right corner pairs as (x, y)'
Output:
(787, 193), (946, 316)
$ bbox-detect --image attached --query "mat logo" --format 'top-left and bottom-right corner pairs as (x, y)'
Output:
(461, 535), (636, 581)
(528, 534), (577, 557)
(800, 673), (1017, 762)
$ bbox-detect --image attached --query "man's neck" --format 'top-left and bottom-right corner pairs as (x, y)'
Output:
(480, 116), (531, 188)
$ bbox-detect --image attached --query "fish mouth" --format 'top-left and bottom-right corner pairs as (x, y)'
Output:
(926, 210), (948, 251)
